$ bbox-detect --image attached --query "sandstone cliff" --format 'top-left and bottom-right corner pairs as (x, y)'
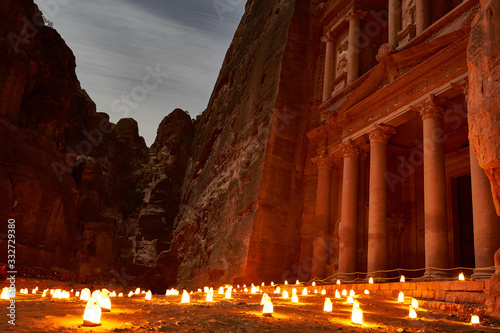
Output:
(155, 0), (323, 288)
(0, 0), (151, 278)
(467, 0), (500, 215)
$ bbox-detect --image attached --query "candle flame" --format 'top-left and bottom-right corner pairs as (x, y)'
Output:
(262, 299), (273, 316)
(181, 290), (190, 303)
(302, 288), (307, 296)
(398, 291), (405, 303)
(351, 300), (363, 324)
(282, 290), (289, 299)
(364, 289), (370, 295)
(409, 306), (417, 319)
(323, 297), (333, 312)
(347, 296), (354, 304)
(411, 298), (418, 309)
(459, 273), (465, 281)
(83, 296), (101, 327)
(291, 294), (299, 303)
(335, 290), (341, 299)
(368, 277), (374, 284)
(471, 315), (480, 325)
(321, 289), (326, 295)
(400, 275), (406, 283)
(342, 289), (347, 296)
(145, 290), (152, 301)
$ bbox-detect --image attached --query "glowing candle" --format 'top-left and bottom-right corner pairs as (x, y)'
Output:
(274, 286), (281, 294)
(262, 299), (273, 316)
(261, 282), (265, 287)
(347, 296), (354, 304)
(398, 291), (405, 303)
(1, 287), (11, 300)
(61, 291), (70, 299)
(53, 289), (62, 299)
(291, 294), (299, 303)
(82, 296), (101, 327)
(369, 277), (374, 284)
(302, 288), (308, 296)
(459, 273), (465, 281)
(244, 288), (248, 292)
(224, 288), (232, 299)
(260, 293), (270, 305)
(292, 288), (297, 296)
(109, 291), (116, 297)
(342, 289), (347, 296)
(321, 289), (326, 295)
(312, 282), (316, 287)
(282, 290), (289, 299)
(206, 291), (213, 302)
(314, 289), (318, 294)
(181, 290), (190, 303)
(296, 280), (300, 285)
(285, 281), (288, 285)
(349, 289), (355, 297)
(75, 291), (80, 297)
(134, 288), (140, 294)
(251, 285), (257, 294)
(409, 306), (417, 319)
(400, 275), (406, 282)
(145, 290), (152, 301)
(128, 291), (134, 297)
(218, 287), (224, 295)
(271, 282), (274, 286)
(97, 289), (111, 312)
(32, 289), (37, 294)
(118, 293), (123, 297)
(351, 300), (363, 325)
(471, 315), (480, 325)
(411, 298), (418, 309)
(336, 280), (341, 285)
(335, 290), (341, 299)
(323, 297), (333, 312)
(364, 289), (370, 295)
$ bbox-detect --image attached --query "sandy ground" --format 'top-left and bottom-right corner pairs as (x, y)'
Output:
(0, 279), (499, 332)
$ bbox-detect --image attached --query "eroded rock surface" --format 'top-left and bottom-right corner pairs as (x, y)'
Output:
(486, 248), (500, 320)
(467, 0), (500, 214)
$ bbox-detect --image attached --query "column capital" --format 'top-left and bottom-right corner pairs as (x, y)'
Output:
(312, 152), (333, 169)
(450, 78), (469, 100)
(368, 124), (396, 144)
(410, 94), (445, 120)
(340, 139), (360, 158)
(321, 30), (336, 43)
(347, 8), (367, 21)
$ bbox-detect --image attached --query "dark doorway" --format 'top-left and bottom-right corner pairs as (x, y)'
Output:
(457, 174), (474, 268)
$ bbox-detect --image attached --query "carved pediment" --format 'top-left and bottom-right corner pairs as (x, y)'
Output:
(325, 28), (470, 123)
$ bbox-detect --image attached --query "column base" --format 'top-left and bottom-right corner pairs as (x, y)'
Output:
(338, 273), (358, 282)
(471, 267), (495, 280)
(420, 268), (450, 280)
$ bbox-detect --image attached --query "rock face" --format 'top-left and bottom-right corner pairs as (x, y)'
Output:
(159, 0), (323, 288)
(486, 248), (500, 320)
(0, 0), (150, 277)
(467, 0), (500, 215)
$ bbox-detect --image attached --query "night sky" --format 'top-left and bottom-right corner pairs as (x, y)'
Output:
(34, 0), (246, 145)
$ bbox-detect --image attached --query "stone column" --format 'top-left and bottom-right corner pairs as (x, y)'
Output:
(322, 32), (335, 102)
(411, 94), (449, 278)
(338, 140), (359, 280)
(347, 9), (366, 84)
(470, 148), (500, 279)
(311, 152), (333, 279)
(388, 0), (401, 46)
(415, 0), (430, 35)
(367, 125), (395, 277)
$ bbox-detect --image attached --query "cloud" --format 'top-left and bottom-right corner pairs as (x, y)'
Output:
(35, 0), (245, 146)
